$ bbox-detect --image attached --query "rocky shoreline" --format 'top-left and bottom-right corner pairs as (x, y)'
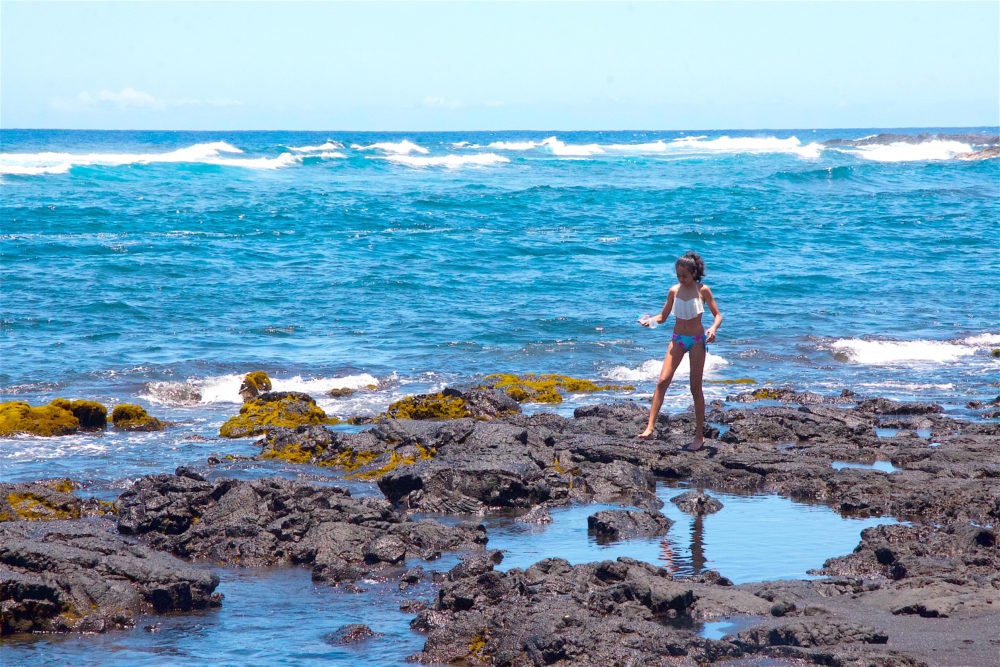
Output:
(2, 383), (998, 665)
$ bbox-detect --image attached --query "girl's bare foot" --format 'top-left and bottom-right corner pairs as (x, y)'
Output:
(686, 436), (705, 451)
(636, 428), (654, 439)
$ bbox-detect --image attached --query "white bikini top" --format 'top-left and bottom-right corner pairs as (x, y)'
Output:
(671, 291), (704, 319)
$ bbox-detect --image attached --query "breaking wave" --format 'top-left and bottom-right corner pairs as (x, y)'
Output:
(381, 153), (509, 168)
(351, 139), (429, 154)
(140, 372), (380, 406)
(834, 139), (974, 162)
(829, 334), (998, 365)
(0, 141), (297, 176)
(604, 352), (729, 382)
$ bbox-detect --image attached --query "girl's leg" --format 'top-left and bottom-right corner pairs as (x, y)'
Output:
(687, 340), (707, 450)
(637, 343), (687, 438)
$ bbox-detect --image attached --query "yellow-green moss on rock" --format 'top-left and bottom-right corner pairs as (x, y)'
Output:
(749, 387), (783, 401)
(0, 400), (80, 436)
(328, 387), (355, 398)
(482, 373), (635, 405)
(384, 393), (472, 420)
(111, 404), (166, 432)
(50, 398), (108, 429)
(705, 378), (757, 385)
(239, 371), (273, 402)
(2, 492), (78, 521)
(220, 391), (340, 438)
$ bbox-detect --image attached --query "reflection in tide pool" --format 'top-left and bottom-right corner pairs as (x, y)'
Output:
(0, 567), (430, 666)
(486, 487), (895, 584)
(831, 460), (899, 473)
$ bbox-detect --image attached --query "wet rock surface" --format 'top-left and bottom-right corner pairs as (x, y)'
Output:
(115, 472), (487, 584)
(0, 480), (106, 522)
(586, 509), (673, 543)
(379, 394), (997, 665)
(671, 489), (724, 515)
(0, 519), (221, 635)
(7, 391), (999, 664)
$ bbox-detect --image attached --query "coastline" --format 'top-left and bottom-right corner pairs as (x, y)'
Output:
(3, 381), (998, 665)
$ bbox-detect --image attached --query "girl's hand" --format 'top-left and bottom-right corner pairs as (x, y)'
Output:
(705, 328), (717, 343)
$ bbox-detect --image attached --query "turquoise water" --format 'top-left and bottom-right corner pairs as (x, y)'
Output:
(485, 487), (894, 583)
(3, 129), (997, 487)
(0, 128), (995, 662)
(0, 489), (894, 665)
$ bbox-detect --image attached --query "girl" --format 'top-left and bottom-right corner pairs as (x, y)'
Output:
(637, 251), (722, 450)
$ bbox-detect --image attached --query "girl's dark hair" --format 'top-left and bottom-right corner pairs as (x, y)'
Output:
(675, 251), (705, 281)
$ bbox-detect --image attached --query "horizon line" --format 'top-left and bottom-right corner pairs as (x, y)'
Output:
(2, 125), (998, 134)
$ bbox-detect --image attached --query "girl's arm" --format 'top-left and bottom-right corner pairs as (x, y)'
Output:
(655, 289), (676, 324)
(702, 285), (723, 342)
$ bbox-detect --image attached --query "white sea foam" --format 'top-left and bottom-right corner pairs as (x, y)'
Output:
(604, 352), (729, 382)
(141, 372), (380, 406)
(540, 136), (605, 157)
(830, 338), (977, 365)
(487, 140), (540, 151)
(668, 136), (823, 158)
(313, 151), (347, 159)
(0, 141), (297, 175)
(382, 153), (509, 168)
(351, 139), (429, 154)
(0, 435), (109, 461)
(451, 141), (470, 148)
(287, 140), (343, 152)
(603, 140), (671, 153)
(836, 140), (973, 162)
(964, 333), (1000, 346)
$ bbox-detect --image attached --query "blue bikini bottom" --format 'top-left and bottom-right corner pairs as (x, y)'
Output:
(671, 333), (705, 352)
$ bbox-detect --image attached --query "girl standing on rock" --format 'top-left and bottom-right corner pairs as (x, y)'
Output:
(636, 251), (722, 450)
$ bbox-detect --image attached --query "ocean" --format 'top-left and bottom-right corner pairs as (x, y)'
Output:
(1, 127), (998, 663)
(2, 129), (998, 485)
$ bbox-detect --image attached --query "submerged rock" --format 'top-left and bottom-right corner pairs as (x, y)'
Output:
(0, 519), (221, 635)
(324, 623), (382, 645)
(587, 509), (673, 543)
(670, 490), (724, 515)
(111, 403), (166, 432)
(115, 472), (486, 583)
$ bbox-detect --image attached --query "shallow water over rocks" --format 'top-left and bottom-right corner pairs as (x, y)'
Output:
(485, 487), (896, 584)
(1, 567), (431, 666)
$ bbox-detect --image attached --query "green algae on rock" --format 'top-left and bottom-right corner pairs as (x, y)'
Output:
(50, 398), (108, 430)
(0, 480), (94, 522)
(328, 387), (355, 398)
(705, 378), (757, 385)
(0, 400), (80, 436)
(385, 393), (472, 420)
(480, 373), (635, 405)
(111, 404), (166, 431)
(239, 371), (273, 402)
(220, 391), (340, 438)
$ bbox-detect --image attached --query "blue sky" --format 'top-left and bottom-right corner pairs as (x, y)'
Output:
(2, 1), (998, 130)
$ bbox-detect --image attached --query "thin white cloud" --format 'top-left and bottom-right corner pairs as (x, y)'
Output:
(50, 88), (241, 112)
(422, 96), (465, 109)
(420, 97), (505, 110)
